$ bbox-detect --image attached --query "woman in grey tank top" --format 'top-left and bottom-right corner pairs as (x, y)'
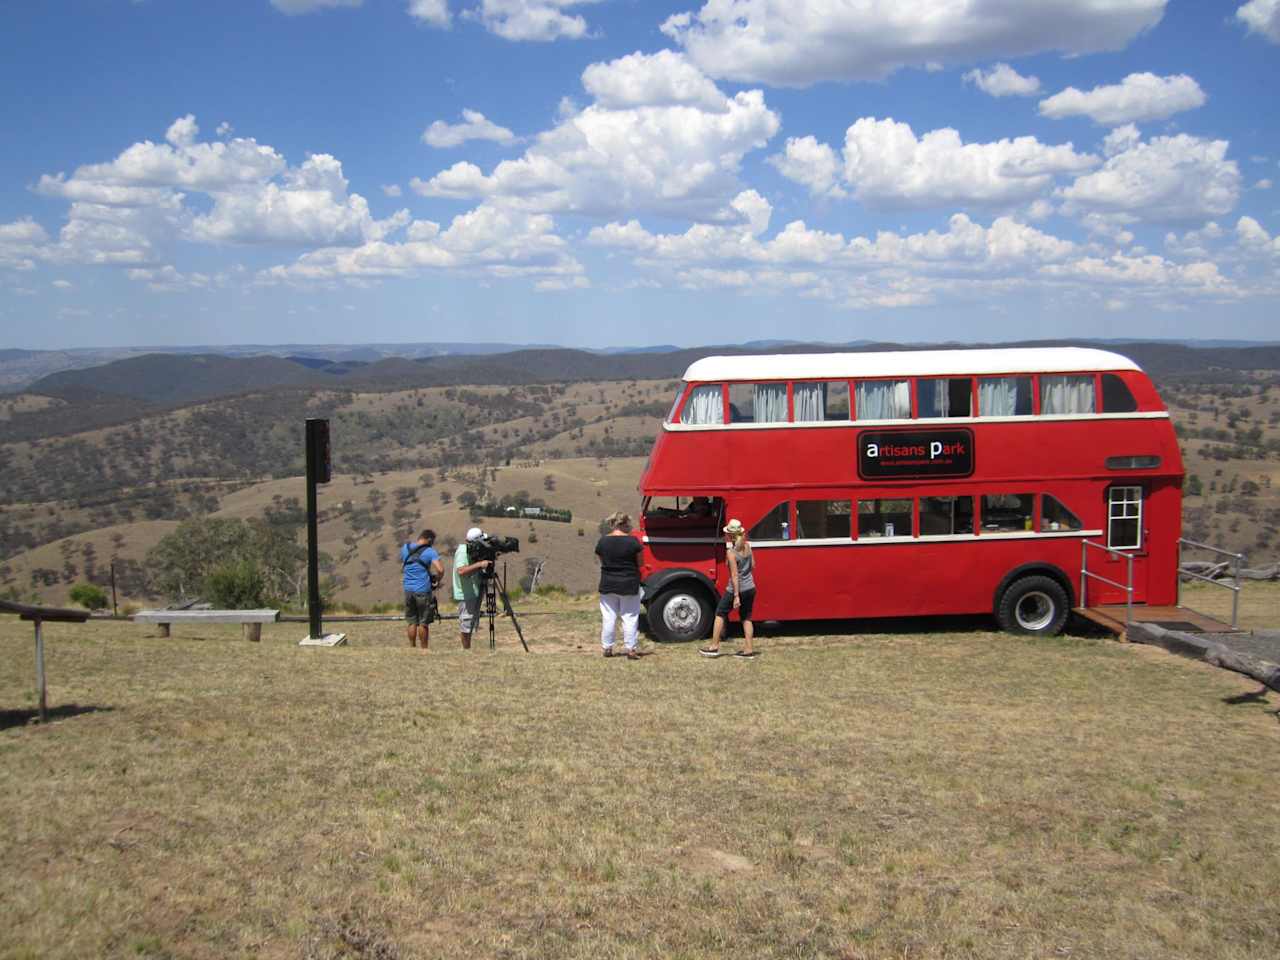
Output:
(699, 518), (759, 659)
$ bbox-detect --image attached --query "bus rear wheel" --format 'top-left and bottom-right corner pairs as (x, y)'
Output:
(997, 575), (1069, 636)
(648, 585), (713, 643)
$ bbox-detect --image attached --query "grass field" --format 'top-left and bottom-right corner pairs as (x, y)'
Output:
(2, 591), (1279, 959)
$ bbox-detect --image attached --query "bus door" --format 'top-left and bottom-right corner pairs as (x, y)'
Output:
(1095, 484), (1149, 605)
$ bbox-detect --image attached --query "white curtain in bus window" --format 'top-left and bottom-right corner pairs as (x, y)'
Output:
(683, 384), (724, 424)
(857, 499), (913, 537)
(749, 502), (790, 540)
(796, 499), (852, 538)
(919, 496), (974, 535)
(1041, 494), (1083, 532)
(1040, 375), (1095, 414)
(753, 383), (788, 422)
(1107, 486), (1142, 549)
(855, 380), (911, 420)
(917, 378), (972, 418)
(978, 376), (1032, 416)
(980, 493), (1034, 532)
(793, 381), (850, 421)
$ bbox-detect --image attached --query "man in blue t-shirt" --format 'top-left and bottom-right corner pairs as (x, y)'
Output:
(401, 529), (443, 651)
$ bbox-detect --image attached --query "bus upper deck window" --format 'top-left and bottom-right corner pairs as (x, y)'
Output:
(918, 378), (972, 418)
(665, 389), (684, 423)
(978, 376), (1032, 416)
(728, 382), (787, 423)
(682, 384), (724, 424)
(1101, 373), (1139, 413)
(855, 380), (911, 420)
(1041, 375), (1095, 415)
(793, 381), (849, 421)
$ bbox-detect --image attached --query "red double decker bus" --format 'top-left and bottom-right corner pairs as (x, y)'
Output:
(637, 347), (1183, 641)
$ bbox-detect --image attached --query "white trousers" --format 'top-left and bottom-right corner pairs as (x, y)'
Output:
(600, 592), (641, 650)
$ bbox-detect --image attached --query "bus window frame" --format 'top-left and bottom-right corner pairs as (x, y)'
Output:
(1107, 484), (1144, 551)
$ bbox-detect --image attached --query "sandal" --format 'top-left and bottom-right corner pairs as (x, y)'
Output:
(698, 647), (722, 658)
(733, 650), (759, 659)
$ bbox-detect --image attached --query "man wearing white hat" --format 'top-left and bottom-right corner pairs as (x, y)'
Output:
(452, 526), (492, 650)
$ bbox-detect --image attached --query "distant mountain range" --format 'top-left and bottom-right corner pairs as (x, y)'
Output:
(15, 339), (1280, 413)
(5, 336), (1277, 394)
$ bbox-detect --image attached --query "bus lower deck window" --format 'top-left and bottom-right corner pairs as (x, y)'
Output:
(981, 494), (1034, 532)
(796, 500), (852, 538)
(1041, 495), (1083, 532)
(858, 499), (913, 538)
(750, 502), (791, 540)
(920, 496), (974, 535)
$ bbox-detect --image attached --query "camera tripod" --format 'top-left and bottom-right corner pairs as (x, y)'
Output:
(479, 561), (529, 653)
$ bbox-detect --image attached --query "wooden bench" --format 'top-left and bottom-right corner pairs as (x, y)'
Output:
(133, 609), (280, 641)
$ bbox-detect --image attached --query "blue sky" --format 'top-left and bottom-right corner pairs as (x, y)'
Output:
(1, 0), (1278, 350)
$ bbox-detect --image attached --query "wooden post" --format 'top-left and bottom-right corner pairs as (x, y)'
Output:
(243, 622), (262, 642)
(34, 618), (46, 723)
(158, 623), (170, 638)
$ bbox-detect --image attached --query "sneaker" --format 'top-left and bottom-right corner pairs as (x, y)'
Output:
(698, 647), (722, 658)
(603, 647), (614, 658)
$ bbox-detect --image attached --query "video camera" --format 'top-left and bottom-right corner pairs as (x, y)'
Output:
(467, 533), (520, 570)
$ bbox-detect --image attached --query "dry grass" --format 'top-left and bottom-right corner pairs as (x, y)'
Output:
(3, 592), (1279, 960)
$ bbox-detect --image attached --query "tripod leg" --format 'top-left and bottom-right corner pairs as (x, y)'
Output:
(496, 564), (529, 653)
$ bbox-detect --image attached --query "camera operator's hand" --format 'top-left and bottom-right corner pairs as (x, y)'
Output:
(481, 560), (493, 570)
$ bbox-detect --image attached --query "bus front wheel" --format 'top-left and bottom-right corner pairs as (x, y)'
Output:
(997, 576), (1069, 636)
(648, 586), (713, 643)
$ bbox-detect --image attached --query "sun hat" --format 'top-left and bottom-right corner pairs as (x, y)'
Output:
(723, 519), (745, 536)
(465, 526), (484, 541)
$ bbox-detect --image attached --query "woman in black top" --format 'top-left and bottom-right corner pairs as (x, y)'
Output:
(595, 511), (644, 660)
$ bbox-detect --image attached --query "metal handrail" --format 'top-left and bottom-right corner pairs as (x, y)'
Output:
(1177, 538), (1244, 629)
(1080, 539), (1135, 627)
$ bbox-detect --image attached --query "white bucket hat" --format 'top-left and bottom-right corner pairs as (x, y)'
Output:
(466, 526), (484, 541)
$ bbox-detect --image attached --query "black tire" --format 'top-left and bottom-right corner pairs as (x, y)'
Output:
(997, 575), (1069, 636)
(648, 585), (714, 643)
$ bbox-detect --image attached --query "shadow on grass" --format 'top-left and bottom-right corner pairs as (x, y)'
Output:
(0, 704), (115, 730)
(642, 609), (1120, 644)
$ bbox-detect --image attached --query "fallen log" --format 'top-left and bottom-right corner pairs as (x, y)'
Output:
(1239, 565), (1279, 581)
(1128, 622), (1280, 694)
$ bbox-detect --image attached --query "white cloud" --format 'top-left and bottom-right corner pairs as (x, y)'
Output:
(1255, 178), (1273, 190)
(216, 121), (234, 137)
(1235, 216), (1280, 255)
(839, 118), (1096, 209)
(412, 53), (779, 221)
(271, 0), (362, 13)
(258, 202), (584, 287)
(1237, 0), (1280, 42)
(1061, 133), (1240, 223)
(964, 63), (1041, 97)
(127, 265), (214, 292)
(382, 184), (403, 197)
(1039, 253), (1235, 297)
(422, 109), (516, 148)
(767, 136), (846, 198)
(0, 219), (50, 270)
(467, 0), (601, 42)
(190, 154), (408, 246)
(51, 279), (72, 289)
(662, 0), (1166, 86)
(407, 0), (451, 27)
(1039, 72), (1206, 126)
(581, 50), (726, 112)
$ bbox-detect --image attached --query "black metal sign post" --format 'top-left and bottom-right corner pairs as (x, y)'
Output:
(301, 418), (345, 646)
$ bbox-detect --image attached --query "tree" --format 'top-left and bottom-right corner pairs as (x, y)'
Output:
(145, 517), (306, 605)
(69, 583), (109, 610)
(205, 560), (267, 609)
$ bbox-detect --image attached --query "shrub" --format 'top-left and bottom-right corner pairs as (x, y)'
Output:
(69, 583), (109, 610)
(205, 560), (267, 609)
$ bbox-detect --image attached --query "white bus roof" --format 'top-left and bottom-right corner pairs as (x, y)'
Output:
(682, 347), (1141, 383)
